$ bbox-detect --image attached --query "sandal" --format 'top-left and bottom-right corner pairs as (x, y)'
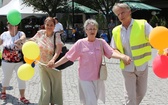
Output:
(20, 97), (30, 104)
(1, 92), (6, 100)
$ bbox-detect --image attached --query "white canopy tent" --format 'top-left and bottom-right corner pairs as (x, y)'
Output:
(0, 0), (46, 19)
(1, 0), (10, 7)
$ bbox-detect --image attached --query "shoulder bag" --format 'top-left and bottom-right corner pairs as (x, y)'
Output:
(53, 33), (74, 70)
(99, 40), (107, 80)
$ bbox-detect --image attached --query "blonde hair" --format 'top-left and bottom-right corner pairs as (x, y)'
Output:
(112, 3), (131, 15)
(83, 19), (98, 30)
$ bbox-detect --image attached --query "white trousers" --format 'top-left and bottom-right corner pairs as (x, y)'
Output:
(122, 67), (148, 105)
(79, 79), (105, 105)
(1, 61), (26, 89)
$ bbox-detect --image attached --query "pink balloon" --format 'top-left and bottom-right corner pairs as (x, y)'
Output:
(153, 55), (168, 78)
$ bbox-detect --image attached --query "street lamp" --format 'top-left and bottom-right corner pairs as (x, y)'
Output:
(72, 0), (74, 28)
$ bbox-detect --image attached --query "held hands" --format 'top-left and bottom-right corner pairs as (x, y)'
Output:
(121, 55), (132, 65)
(47, 59), (55, 68)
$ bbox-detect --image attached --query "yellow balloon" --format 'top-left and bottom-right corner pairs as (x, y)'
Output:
(0, 51), (2, 59)
(22, 41), (40, 60)
(17, 64), (35, 81)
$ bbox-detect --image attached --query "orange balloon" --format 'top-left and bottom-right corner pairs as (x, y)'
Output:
(149, 26), (168, 50)
(24, 55), (40, 64)
(34, 55), (40, 63)
(37, 55), (40, 60)
(24, 56), (33, 64)
(158, 50), (164, 55)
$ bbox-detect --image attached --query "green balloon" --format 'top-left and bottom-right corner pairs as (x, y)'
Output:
(7, 9), (21, 26)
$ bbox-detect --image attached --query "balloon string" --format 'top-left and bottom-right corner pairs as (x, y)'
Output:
(14, 26), (16, 36)
(14, 27), (16, 49)
(36, 61), (60, 71)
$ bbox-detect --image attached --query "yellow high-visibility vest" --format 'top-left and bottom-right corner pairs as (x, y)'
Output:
(113, 19), (152, 69)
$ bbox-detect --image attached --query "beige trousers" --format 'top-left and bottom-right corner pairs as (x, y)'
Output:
(38, 64), (63, 105)
(122, 67), (148, 105)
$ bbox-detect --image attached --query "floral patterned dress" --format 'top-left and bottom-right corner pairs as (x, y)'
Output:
(1, 31), (24, 63)
(31, 30), (62, 64)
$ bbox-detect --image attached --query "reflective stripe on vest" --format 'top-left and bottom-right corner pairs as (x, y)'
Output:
(113, 19), (152, 69)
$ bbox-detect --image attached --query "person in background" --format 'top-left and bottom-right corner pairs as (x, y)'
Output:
(53, 17), (64, 34)
(108, 19), (115, 40)
(0, 22), (29, 104)
(74, 24), (80, 41)
(49, 19), (131, 105)
(110, 3), (153, 105)
(53, 17), (65, 43)
(100, 30), (109, 43)
(29, 17), (63, 105)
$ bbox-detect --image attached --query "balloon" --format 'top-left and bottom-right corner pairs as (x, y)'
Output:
(17, 64), (35, 81)
(24, 56), (34, 64)
(158, 50), (164, 55)
(153, 55), (168, 78)
(7, 9), (21, 26)
(24, 55), (40, 64)
(163, 52), (168, 56)
(149, 26), (168, 50)
(0, 51), (2, 59)
(22, 41), (40, 60)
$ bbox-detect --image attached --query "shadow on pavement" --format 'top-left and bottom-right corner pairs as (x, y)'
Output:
(1, 93), (37, 105)
(0, 83), (13, 91)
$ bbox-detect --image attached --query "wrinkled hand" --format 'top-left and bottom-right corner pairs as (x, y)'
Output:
(47, 60), (55, 69)
(122, 55), (132, 65)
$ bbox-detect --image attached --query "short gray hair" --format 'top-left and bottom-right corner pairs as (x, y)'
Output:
(83, 19), (98, 30)
(112, 3), (131, 15)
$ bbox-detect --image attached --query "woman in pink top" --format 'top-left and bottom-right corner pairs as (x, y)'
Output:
(50, 19), (131, 105)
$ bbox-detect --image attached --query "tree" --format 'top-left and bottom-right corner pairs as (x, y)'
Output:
(75, 0), (119, 38)
(75, 0), (120, 24)
(22, 0), (68, 17)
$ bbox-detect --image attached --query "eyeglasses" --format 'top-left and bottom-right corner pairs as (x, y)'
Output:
(86, 28), (97, 31)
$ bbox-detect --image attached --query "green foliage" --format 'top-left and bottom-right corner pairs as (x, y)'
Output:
(22, 0), (68, 16)
(160, 17), (167, 27)
(75, 0), (119, 23)
(149, 15), (159, 27)
(149, 15), (167, 27)
(60, 13), (72, 29)
(95, 14), (107, 29)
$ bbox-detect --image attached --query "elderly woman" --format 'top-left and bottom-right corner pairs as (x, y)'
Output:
(29, 17), (63, 105)
(0, 22), (29, 104)
(50, 19), (131, 105)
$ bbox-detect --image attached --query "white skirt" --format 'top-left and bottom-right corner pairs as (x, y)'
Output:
(79, 79), (105, 105)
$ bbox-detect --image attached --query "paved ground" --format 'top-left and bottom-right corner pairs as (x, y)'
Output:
(0, 42), (168, 105)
